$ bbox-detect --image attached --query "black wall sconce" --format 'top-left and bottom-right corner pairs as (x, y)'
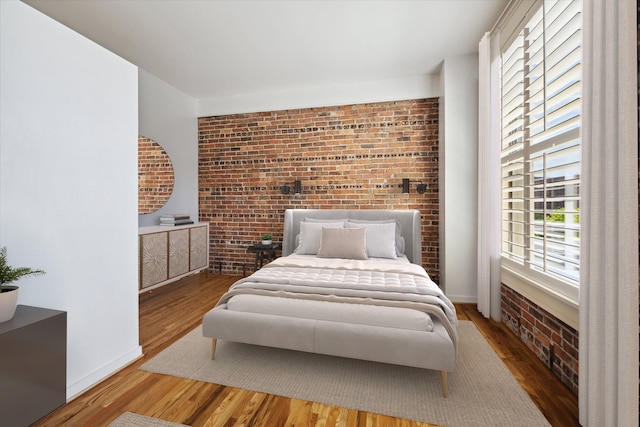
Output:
(281, 180), (302, 195)
(402, 178), (427, 194)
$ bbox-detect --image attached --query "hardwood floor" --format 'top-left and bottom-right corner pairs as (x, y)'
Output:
(33, 273), (579, 427)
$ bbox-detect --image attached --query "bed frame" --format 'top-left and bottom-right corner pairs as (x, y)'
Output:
(203, 209), (455, 397)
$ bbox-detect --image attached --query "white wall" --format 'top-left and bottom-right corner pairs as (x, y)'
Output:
(138, 70), (199, 227)
(439, 54), (480, 303)
(197, 75), (442, 117)
(0, 0), (140, 399)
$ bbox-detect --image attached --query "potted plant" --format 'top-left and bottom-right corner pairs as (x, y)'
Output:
(261, 233), (273, 246)
(0, 246), (45, 322)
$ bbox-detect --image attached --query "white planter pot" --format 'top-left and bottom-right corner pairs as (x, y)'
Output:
(261, 240), (272, 246)
(0, 286), (19, 322)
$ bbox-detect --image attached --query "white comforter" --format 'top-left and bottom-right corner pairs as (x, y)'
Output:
(217, 255), (458, 344)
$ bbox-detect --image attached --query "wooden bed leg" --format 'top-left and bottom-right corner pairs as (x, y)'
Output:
(211, 339), (217, 360)
(441, 371), (448, 398)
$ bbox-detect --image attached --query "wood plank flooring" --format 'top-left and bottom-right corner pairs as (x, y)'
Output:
(32, 273), (579, 427)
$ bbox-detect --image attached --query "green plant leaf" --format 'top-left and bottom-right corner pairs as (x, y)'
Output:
(0, 246), (45, 289)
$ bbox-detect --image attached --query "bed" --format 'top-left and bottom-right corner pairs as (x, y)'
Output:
(202, 209), (458, 396)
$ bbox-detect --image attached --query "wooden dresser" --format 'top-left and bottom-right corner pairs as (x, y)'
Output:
(138, 222), (209, 291)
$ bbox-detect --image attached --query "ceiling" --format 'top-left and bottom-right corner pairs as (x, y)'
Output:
(23, 0), (507, 101)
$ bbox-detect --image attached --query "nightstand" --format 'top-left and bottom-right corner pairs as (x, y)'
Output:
(246, 243), (281, 274)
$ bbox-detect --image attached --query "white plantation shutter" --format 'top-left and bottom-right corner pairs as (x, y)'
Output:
(501, 33), (526, 265)
(500, 0), (582, 301)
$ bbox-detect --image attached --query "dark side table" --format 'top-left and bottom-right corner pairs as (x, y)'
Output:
(0, 305), (67, 426)
(245, 243), (281, 275)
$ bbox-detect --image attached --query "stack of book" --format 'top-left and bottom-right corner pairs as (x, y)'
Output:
(159, 214), (194, 226)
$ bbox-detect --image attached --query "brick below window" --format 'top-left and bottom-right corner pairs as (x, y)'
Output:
(501, 285), (579, 395)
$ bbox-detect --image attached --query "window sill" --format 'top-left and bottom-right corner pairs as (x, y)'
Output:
(501, 265), (579, 330)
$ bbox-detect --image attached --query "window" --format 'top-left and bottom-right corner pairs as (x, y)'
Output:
(500, 0), (582, 302)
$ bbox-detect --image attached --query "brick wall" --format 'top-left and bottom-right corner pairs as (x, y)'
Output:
(138, 136), (174, 214)
(198, 99), (439, 279)
(501, 286), (579, 395)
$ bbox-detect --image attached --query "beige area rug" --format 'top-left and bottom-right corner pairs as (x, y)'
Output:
(140, 321), (550, 427)
(108, 412), (190, 427)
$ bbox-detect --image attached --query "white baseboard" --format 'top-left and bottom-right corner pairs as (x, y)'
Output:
(448, 295), (478, 304)
(66, 345), (143, 401)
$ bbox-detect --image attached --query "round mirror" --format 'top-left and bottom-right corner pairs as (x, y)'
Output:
(138, 136), (174, 214)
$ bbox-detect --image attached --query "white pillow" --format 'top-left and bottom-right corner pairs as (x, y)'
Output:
(346, 221), (397, 259)
(295, 222), (344, 255)
(317, 227), (368, 260)
(346, 219), (405, 255)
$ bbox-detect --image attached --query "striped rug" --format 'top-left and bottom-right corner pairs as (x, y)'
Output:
(108, 412), (190, 427)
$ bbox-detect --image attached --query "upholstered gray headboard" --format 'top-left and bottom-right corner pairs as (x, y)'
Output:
(282, 209), (422, 265)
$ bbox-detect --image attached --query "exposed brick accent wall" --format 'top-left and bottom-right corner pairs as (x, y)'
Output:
(198, 99), (439, 279)
(502, 285), (579, 395)
(138, 136), (174, 214)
